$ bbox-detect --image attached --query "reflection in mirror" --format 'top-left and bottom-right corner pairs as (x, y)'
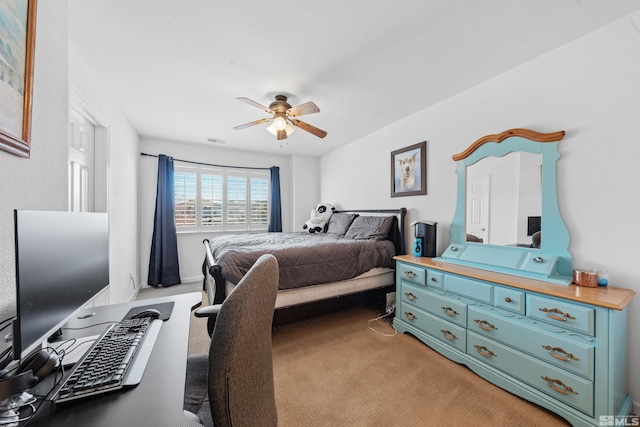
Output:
(466, 152), (542, 248)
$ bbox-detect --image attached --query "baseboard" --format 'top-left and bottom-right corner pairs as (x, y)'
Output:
(128, 286), (140, 302)
(139, 276), (202, 288)
(180, 275), (203, 284)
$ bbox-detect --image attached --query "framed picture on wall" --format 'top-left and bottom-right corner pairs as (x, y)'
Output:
(0, 0), (38, 158)
(391, 141), (427, 197)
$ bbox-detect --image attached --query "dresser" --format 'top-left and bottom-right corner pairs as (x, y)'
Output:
(394, 255), (635, 427)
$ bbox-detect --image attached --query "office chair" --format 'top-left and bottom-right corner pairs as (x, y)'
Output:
(184, 254), (279, 427)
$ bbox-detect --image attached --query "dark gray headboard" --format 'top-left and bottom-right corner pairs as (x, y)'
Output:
(334, 208), (407, 255)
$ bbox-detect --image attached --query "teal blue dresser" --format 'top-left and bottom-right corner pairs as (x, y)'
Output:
(394, 255), (635, 427)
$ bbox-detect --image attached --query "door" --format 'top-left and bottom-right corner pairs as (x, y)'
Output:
(67, 96), (110, 306)
(69, 108), (95, 212)
(466, 175), (489, 243)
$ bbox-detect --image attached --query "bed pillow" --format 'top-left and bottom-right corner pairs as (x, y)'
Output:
(326, 212), (358, 236)
(344, 215), (395, 240)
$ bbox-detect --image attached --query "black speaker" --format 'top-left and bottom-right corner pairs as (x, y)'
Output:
(415, 221), (437, 257)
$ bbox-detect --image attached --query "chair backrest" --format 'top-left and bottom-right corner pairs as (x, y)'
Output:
(208, 254), (279, 427)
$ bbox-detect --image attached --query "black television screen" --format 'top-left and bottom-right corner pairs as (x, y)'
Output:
(13, 210), (109, 361)
(527, 216), (541, 236)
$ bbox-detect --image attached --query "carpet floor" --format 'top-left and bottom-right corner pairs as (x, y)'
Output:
(183, 293), (570, 427)
(269, 306), (570, 427)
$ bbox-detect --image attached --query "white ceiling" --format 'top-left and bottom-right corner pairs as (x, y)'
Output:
(68, 1), (640, 157)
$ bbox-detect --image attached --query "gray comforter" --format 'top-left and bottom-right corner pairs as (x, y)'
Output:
(207, 232), (395, 290)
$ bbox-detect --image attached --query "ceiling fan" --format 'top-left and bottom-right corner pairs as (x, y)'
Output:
(233, 94), (327, 141)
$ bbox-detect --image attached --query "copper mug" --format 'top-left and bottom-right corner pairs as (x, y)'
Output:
(572, 269), (598, 287)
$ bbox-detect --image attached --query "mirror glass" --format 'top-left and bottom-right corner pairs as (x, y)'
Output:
(466, 152), (542, 248)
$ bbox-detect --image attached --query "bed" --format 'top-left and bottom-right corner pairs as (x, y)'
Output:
(199, 208), (406, 327)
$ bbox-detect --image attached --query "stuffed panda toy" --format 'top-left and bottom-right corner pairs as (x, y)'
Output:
(303, 203), (335, 233)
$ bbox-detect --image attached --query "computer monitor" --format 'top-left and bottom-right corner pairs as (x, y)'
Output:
(527, 216), (541, 236)
(13, 210), (109, 361)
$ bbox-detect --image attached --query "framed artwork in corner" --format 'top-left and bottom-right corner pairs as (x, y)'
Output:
(0, 0), (38, 158)
(391, 141), (427, 197)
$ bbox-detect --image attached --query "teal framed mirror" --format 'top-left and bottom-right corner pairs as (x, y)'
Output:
(437, 128), (573, 285)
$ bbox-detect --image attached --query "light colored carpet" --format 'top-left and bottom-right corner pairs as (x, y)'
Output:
(269, 306), (570, 427)
(141, 286), (569, 426)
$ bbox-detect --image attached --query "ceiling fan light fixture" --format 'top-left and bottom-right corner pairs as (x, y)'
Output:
(273, 116), (287, 131)
(267, 121), (295, 138)
(235, 94), (325, 142)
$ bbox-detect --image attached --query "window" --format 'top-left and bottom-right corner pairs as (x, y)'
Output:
(174, 164), (269, 232)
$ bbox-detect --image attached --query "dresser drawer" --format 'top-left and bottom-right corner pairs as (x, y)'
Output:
(402, 283), (467, 327)
(494, 286), (525, 315)
(527, 295), (595, 336)
(398, 302), (467, 353)
(467, 305), (594, 380)
(426, 270), (444, 289)
(467, 332), (593, 416)
(397, 262), (426, 286)
(444, 274), (493, 303)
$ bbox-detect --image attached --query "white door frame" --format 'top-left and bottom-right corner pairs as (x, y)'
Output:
(69, 85), (111, 306)
(69, 85), (110, 214)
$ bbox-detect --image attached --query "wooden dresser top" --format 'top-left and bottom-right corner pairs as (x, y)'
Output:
(394, 255), (635, 310)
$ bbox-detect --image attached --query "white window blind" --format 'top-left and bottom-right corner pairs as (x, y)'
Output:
(227, 175), (247, 227)
(174, 171), (197, 227)
(173, 165), (269, 232)
(251, 177), (269, 226)
(201, 174), (223, 227)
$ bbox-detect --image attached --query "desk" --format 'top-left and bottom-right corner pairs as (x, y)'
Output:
(26, 292), (203, 427)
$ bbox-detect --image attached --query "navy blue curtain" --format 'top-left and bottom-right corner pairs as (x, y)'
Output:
(148, 155), (181, 287)
(268, 166), (282, 232)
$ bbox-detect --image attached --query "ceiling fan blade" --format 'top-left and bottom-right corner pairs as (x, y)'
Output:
(237, 97), (272, 113)
(287, 101), (320, 117)
(277, 129), (287, 140)
(233, 118), (272, 130)
(290, 119), (327, 139)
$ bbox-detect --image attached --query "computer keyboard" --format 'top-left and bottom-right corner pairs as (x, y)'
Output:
(53, 317), (158, 403)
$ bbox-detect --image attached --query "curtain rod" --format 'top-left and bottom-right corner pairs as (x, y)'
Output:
(140, 152), (273, 171)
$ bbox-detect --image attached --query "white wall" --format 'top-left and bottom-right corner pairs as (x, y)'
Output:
(69, 43), (141, 303)
(1, 1), (139, 319)
(138, 139), (315, 284)
(320, 11), (640, 413)
(0, 2), (69, 318)
(290, 154), (320, 229)
(68, 43), (141, 304)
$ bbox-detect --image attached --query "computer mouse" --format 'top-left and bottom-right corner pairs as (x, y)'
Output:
(130, 308), (161, 320)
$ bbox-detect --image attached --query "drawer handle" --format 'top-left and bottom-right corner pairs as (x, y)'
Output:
(542, 345), (580, 362)
(404, 270), (418, 279)
(441, 306), (459, 317)
(473, 344), (497, 358)
(404, 312), (417, 321)
(504, 297), (512, 303)
(539, 307), (576, 322)
(440, 330), (458, 341)
(430, 277), (438, 283)
(404, 292), (418, 301)
(541, 376), (579, 395)
(474, 319), (498, 331)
